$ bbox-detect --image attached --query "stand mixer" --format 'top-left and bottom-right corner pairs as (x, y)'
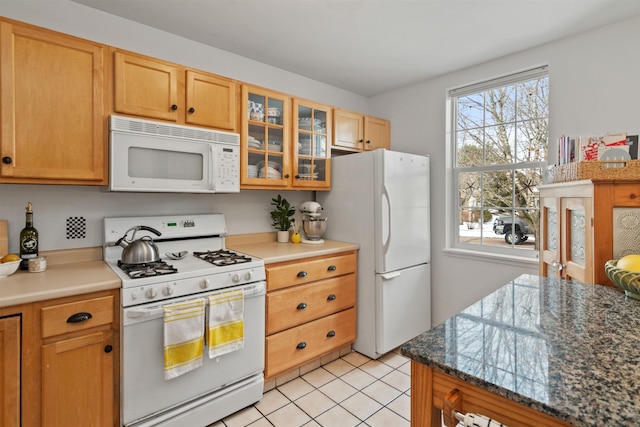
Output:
(299, 201), (328, 244)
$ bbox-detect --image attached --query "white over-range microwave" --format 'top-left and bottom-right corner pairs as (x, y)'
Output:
(109, 115), (240, 193)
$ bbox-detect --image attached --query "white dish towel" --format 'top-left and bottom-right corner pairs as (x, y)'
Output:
(208, 289), (245, 358)
(163, 298), (206, 380)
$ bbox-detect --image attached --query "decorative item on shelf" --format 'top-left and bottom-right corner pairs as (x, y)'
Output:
(550, 133), (640, 183)
(270, 195), (295, 243)
(290, 219), (301, 243)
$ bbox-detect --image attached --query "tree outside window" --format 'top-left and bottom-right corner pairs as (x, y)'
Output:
(451, 67), (548, 256)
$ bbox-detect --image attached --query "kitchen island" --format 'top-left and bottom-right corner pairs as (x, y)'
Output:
(401, 274), (640, 427)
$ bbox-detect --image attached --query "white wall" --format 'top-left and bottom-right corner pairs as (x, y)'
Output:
(371, 15), (640, 324)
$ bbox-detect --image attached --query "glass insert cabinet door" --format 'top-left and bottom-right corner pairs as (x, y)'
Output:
(241, 85), (291, 187)
(292, 99), (331, 189)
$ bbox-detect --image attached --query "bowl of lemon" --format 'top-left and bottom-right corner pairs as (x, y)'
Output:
(0, 254), (21, 279)
(605, 254), (640, 300)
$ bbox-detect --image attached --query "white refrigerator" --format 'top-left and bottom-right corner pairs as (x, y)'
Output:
(317, 149), (430, 359)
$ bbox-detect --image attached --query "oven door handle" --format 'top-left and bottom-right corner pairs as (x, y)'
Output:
(126, 306), (164, 319)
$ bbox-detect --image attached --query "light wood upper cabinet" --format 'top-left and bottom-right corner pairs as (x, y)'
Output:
(363, 115), (391, 151)
(333, 108), (390, 152)
(0, 20), (107, 184)
(113, 50), (238, 131)
(292, 99), (331, 190)
(241, 85), (291, 189)
(0, 315), (20, 427)
(333, 109), (364, 151)
(113, 51), (179, 122)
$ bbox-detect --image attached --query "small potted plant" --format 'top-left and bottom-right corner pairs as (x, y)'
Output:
(270, 195), (295, 243)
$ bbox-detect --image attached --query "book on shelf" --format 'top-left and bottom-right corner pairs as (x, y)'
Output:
(557, 133), (637, 164)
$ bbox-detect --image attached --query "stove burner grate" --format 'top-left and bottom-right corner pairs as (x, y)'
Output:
(193, 250), (252, 267)
(118, 260), (178, 279)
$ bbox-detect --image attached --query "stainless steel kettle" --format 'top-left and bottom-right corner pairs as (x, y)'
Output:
(116, 226), (162, 264)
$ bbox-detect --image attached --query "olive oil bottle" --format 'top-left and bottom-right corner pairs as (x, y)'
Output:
(19, 202), (38, 270)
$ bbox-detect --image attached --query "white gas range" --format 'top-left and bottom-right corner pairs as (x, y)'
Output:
(103, 214), (266, 427)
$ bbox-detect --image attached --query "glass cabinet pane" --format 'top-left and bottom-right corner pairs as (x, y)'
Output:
(248, 94), (265, 122)
(568, 209), (586, 267)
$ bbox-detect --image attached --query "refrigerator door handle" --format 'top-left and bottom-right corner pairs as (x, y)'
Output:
(382, 182), (392, 255)
(380, 271), (401, 280)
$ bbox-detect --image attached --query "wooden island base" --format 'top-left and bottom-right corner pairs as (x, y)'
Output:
(410, 361), (574, 427)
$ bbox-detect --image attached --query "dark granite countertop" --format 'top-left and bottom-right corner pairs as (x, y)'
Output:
(401, 274), (640, 427)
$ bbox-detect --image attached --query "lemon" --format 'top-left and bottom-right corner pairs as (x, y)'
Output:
(1, 254), (20, 263)
(291, 232), (301, 243)
(617, 254), (640, 273)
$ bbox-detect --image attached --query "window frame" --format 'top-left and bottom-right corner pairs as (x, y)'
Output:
(446, 65), (549, 260)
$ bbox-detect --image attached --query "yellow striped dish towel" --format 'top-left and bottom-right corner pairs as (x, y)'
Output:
(163, 298), (205, 380)
(208, 289), (244, 358)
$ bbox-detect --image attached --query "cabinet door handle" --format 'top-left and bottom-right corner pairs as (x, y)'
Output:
(296, 342), (307, 350)
(295, 175), (300, 180)
(284, 174), (290, 179)
(104, 345), (113, 353)
(366, 140), (371, 144)
(2, 156), (11, 164)
(326, 330), (336, 338)
(67, 312), (92, 324)
(327, 294), (336, 301)
(327, 265), (337, 272)
(188, 107), (195, 114)
(358, 139), (364, 143)
(170, 104), (178, 111)
(297, 302), (307, 310)
(297, 271), (307, 278)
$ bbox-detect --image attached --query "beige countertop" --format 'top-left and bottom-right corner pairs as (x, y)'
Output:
(0, 233), (358, 308)
(227, 232), (359, 264)
(0, 247), (120, 308)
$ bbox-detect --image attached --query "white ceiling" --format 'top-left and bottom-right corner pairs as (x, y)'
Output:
(72, 0), (640, 96)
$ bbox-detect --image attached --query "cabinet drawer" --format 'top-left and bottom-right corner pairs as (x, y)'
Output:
(41, 296), (114, 338)
(266, 251), (357, 291)
(614, 183), (640, 206)
(265, 308), (356, 378)
(266, 274), (356, 334)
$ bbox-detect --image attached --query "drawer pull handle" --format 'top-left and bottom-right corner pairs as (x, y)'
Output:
(327, 265), (337, 271)
(104, 345), (113, 353)
(296, 342), (307, 350)
(297, 271), (308, 278)
(67, 312), (92, 324)
(297, 302), (307, 310)
(327, 294), (336, 301)
(326, 330), (336, 338)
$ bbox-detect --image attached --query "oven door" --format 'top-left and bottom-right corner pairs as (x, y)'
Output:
(121, 282), (265, 426)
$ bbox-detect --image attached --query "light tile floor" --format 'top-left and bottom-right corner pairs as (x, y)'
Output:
(209, 350), (412, 427)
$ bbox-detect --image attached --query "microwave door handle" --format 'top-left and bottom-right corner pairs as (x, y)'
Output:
(209, 144), (216, 191)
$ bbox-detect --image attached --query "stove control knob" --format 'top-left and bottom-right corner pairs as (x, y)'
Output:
(200, 279), (210, 289)
(244, 271), (253, 281)
(232, 273), (240, 283)
(145, 288), (157, 299)
(163, 285), (174, 296)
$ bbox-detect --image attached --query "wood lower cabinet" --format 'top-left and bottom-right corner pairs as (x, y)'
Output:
(1, 289), (119, 427)
(264, 251), (357, 378)
(113, 50), (238, 131)
(0, 315), (20, 426)
(0, 18), (107, 185)
(333, 108), (390, 152)
(37, 292), (118, 427)
(539, 179), (640, 286)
